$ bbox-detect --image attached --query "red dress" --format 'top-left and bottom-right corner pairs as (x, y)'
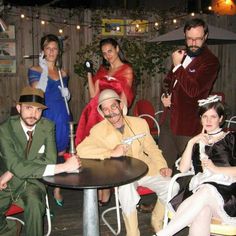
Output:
(75, 64), (134, 145)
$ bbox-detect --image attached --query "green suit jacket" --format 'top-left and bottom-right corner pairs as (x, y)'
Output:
(0, 115), (57, 194)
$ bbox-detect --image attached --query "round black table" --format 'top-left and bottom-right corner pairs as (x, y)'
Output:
(42, 156), (148, 236)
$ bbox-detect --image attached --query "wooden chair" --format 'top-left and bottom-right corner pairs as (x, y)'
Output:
(133, 99), (163, 137)
(5, 194), (52, 236)
(101, 186), (155, 235)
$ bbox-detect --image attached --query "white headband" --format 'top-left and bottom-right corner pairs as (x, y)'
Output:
(198, 95), (222, 107)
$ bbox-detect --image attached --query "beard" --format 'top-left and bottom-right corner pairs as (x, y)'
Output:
(186, 45), (204, 57)
(21, 116), (39, 127)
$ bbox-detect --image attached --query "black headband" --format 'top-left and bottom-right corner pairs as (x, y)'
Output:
(19, 95), (45, 105)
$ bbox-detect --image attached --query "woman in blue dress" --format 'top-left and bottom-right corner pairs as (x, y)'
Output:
(28, 34), (70, 206)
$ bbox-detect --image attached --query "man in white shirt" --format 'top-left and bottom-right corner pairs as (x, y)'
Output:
(0, 86), (81, 236)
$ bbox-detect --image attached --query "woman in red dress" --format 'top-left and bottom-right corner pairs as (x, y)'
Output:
(75, 38), (135, 205)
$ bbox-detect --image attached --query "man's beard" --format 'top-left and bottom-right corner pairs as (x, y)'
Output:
(22, 116), (39, 127)
(186, 45), (204, 57)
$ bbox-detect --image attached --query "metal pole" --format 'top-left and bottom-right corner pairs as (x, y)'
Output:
(83, 189), (99, 236)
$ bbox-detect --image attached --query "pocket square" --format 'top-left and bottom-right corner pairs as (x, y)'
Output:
(189, 68), (196, 73)
(38, 145), (45, 153)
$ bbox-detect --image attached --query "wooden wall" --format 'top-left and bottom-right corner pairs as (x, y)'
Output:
(0, 7), (235, 124)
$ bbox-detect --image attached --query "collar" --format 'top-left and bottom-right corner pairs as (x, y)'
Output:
(20, 119), (35, 137)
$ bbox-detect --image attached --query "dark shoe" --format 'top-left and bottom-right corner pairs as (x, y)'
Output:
(137, 203), (155, 213)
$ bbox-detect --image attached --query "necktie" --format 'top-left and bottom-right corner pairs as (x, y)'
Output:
(25, 130), (33, 157)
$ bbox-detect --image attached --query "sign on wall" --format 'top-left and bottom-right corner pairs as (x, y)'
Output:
(0, 25), (16, 74)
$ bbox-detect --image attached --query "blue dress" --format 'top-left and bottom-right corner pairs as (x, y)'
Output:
(28, 68), (70, 153)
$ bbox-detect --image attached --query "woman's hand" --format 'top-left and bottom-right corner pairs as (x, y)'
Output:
(160, 168), (172, 177)
(201, 159), (219, 173)
(190, 128), (209, 146)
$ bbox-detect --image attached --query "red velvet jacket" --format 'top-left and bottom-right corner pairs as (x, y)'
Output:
(161, 46), (220, 136)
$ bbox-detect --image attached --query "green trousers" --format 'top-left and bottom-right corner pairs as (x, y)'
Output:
(0, 182), (46, 236)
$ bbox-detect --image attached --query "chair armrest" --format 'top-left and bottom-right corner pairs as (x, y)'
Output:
(226, 116), (236, 129)
(154, 110), (163, 116)
(139, 114), (160, 135)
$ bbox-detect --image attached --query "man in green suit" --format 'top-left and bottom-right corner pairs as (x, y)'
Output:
(0, 86), (81, 236)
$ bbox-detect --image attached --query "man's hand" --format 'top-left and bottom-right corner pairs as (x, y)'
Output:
(160, 168), (172, 177)
(161, 93), (171, 107)
(0, 171), (13, 190)
(111, 144), (129, 157)
(172, 49), (186, 66)
(64, 155), (81, 172)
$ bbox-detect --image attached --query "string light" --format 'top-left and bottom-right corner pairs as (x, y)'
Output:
(191, 12), (195, 16)
(208, 6), (212, 11)
(10, 10), (192, 34)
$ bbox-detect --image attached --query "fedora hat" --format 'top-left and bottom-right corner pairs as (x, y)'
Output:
(17, 86), (47, 109)
(97, 89), (127, 118)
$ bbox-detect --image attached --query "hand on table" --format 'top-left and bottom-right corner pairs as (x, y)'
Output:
(64, 155), (82, 172)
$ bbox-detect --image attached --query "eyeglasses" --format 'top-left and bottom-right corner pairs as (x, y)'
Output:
(101, 103), (120, 114)
(186, 36), (205, 43)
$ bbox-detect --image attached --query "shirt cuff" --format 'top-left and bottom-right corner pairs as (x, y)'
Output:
(43, 165), (56, 176)
(172, 64), (182, 73)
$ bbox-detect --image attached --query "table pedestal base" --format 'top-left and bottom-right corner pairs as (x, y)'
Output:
(83, 189), (99, 236)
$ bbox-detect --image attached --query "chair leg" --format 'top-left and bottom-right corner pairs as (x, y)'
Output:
(6, 216), (25, 226)
(44, 194), (52, 236)
(101, 187), (121, 235)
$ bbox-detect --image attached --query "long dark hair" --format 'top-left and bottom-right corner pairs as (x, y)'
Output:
(99, 38), (129, 69)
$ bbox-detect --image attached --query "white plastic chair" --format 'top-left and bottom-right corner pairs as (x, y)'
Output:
(133, 99), (163, 137)
(101, 185), (156, 235)
(163, 159), (236, 236)
(5, 194), (52, 236)
(225, 115), (236, 131)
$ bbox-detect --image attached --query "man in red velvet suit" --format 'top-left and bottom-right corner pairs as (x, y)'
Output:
(159, 18), (220, 169)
